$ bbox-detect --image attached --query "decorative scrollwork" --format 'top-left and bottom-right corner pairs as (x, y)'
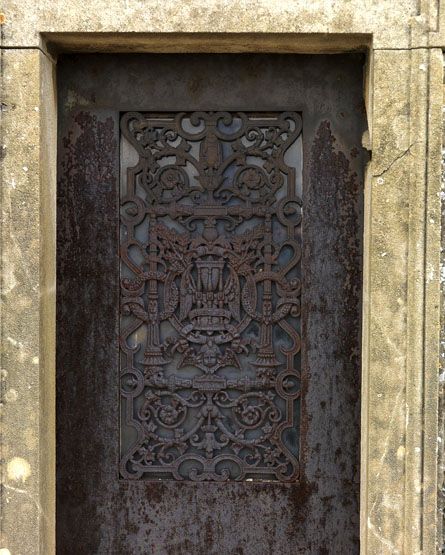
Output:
(120, 111), (303, 482)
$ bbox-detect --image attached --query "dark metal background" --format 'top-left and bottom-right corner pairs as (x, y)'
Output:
(57, 54), (367, 554)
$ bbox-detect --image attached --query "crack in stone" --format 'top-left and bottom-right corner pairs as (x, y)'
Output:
(373, 142), (417, 179)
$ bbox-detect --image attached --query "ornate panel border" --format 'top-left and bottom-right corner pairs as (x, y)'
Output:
(119, 111), (303, 482)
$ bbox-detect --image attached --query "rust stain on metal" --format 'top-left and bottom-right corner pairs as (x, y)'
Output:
(300, 118), (362, 551)
(56, 110), (119, 554)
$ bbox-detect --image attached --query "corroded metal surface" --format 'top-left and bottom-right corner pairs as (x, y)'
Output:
(119, 111), (302, 481)
(56, 109), (119, 554)
(57, 54), (366, 554)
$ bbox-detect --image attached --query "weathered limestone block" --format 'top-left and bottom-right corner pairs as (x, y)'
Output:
(0, 0), (421, 50)
(0, 49), (56, 555)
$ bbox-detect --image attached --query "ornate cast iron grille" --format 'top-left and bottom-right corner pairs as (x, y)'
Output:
(119, 111), (302, 482)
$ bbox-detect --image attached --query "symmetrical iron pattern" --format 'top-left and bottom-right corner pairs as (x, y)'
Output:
(119, 111), (302, 481)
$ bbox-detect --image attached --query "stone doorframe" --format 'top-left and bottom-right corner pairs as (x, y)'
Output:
(1, 2), (444, 553)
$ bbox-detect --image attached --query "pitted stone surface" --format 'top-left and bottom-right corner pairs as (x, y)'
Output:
(0, 0), (423, 50)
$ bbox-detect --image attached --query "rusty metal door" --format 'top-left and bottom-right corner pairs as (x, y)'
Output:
(57, 54), (367, 554)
